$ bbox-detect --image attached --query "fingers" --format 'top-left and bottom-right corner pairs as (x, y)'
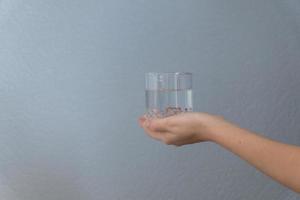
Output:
(147, 117), (171, 132)
(139, 115), (171, 132)
(139, 115), (181, 146)
(138, 113), (202, 147)
(138, 116), (147, 127)
(139, 115), (170, 141)
(144, 128), (175, 145)
(144, 129), (165, 141)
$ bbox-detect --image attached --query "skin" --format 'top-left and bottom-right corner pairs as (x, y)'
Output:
(138, 112), (300, 193)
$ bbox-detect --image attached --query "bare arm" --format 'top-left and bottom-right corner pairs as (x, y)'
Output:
(138, 112), (300, 193)
(210, 119), (300, 193)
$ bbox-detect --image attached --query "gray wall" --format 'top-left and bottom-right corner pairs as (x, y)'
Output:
(0, 0), (299, 199)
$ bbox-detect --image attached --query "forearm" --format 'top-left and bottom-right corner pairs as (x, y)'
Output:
(209, 122), (300, 193)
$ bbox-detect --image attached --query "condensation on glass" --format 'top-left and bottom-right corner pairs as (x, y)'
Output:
(145, 72), (193, 118)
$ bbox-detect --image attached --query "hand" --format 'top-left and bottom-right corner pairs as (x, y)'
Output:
(139, 112), (300, 193)
(138, 112), (227, 147)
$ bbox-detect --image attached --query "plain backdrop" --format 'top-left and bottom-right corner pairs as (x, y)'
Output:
(0, 0), (299, 199)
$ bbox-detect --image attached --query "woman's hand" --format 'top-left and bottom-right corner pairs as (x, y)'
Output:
(138, 112), (300, 193)
(138, 112), (227, 146)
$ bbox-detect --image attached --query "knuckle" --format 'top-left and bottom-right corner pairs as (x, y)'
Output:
(151, 121), (166, 131)
(149, 122), (158, 131)
(148, 123), (155, 130)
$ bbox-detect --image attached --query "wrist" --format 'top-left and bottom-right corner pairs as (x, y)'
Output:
(194, 113), (234, 143)
(193, 113), (216, 142)
(208, 119), (241, 144)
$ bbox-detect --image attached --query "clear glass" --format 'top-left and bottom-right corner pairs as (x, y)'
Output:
(145, 72), (193, 118)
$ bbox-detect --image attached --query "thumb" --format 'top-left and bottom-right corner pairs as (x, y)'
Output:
(147, 117), (170, 132)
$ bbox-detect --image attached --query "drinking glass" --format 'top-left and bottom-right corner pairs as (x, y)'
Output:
(145, 72), (193, 118)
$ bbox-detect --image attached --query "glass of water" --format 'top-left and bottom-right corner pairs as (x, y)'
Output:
(145, 72), (193, 118)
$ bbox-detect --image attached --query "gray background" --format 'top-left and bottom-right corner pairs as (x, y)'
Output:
(0, 0), (299, 199)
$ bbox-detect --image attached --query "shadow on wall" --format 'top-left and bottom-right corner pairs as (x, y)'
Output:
(1, 159), (82, 200)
